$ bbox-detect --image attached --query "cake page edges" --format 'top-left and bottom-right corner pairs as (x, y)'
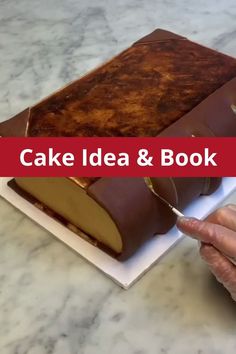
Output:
(11, 177), (124, 257)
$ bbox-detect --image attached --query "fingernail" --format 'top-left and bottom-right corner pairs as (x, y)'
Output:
(177, 216), (198, 225)
(176, 216), (199, 235)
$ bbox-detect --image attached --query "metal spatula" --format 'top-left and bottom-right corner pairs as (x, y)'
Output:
(144, 177), (184, 217)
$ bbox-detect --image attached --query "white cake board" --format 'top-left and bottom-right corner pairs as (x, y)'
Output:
(0, 177), (235, 289)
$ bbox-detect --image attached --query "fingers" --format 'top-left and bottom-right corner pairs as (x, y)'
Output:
(206, 204), (236, 232)
(177, 204), (236, 302)
(200, 243), (236, 300)
(177, 216), (236, 258)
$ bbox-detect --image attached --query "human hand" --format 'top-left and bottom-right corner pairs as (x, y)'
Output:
(177, 204), (236, 301)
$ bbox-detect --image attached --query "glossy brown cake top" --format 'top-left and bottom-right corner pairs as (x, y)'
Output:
(27, 36), (236, 137)
(1, 30), (236, 190)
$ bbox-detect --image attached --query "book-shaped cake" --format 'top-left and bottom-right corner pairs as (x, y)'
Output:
(1, 29), (236, 260)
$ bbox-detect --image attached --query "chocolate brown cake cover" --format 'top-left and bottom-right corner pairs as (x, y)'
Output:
(1, 29), (236, 260)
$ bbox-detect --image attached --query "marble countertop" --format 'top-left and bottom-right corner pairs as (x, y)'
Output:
(1, 1), (236, 353)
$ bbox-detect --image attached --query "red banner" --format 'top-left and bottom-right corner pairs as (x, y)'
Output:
(0, 137), (235, 177)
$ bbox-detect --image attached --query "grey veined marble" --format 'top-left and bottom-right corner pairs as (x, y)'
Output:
(1, 0), (236, 353)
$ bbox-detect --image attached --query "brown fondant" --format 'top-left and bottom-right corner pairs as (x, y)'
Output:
(134, 28), (186, 44)
(87, 178), (177, 260)
(1, 29), (236, 260)
(0, 109), (30, 137)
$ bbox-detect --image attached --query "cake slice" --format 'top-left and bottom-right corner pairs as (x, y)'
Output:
(1, 29), (236, 260)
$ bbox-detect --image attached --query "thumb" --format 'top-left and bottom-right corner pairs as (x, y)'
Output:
(176, 216), (200, 237)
